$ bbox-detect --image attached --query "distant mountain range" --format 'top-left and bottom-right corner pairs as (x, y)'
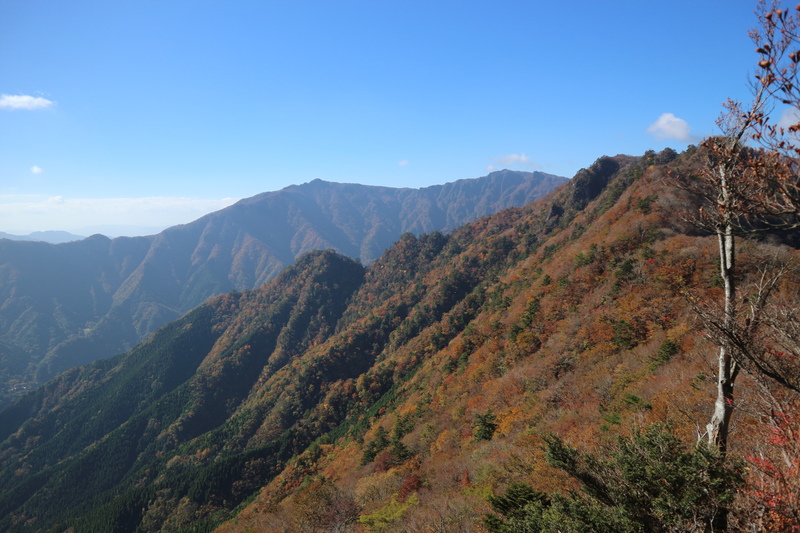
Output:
(0, 170), (566, 404)
(0, 230), (86, 244)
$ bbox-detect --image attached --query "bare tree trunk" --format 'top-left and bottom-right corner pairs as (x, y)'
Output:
(706, 224), (739, 454)
(706, 172), (741, 531)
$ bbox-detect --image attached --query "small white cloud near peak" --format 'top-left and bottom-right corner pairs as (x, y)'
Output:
(0, 94), (55, 110)
(491, 153), (541, 170)
(646, 113), (695, 142)
(398, 160), (409, 166)
(31, 165), (43, 174)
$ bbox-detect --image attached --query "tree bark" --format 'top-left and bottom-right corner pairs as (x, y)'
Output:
(706, 222), (739, 454)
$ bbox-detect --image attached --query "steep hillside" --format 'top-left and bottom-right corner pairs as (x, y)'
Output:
(0, 170), (564, 405)
(0, 148), (794, 532)
(0, 250), (366, 531)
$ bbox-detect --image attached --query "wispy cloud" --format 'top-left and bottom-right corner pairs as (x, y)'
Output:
(646, 113), (696, 142)
(488, 153), (541, 172)
(397, 160), (409, 166)
(0, 196), (238, 234)
(0, 94), (55, 110)
(31, 165), (43, 174)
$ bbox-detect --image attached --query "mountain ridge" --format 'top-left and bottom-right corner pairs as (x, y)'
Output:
(0, 231), (87, 244)
(0, 170), (566, 404)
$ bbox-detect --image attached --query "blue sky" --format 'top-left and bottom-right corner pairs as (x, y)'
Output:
(1, 0), (763, 235)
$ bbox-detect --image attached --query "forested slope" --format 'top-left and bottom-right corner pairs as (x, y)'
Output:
(1, 147), (796, 532)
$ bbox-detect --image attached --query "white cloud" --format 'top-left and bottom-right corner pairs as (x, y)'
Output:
(646, 113), (695, 142)
(0, 196), (238, 234)
(398, 160), (409, 166)
(490, 153), (542, 170)
(0, 94), (54, 110)
(31, 165), (43, 174)
(777, 106), (800, 131)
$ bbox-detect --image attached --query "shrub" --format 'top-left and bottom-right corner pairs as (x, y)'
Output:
(485, 424), (743, 532)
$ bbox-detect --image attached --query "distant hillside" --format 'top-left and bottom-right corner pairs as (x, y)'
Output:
(3, 147), (793, 531)
(0, 170), (566, 404)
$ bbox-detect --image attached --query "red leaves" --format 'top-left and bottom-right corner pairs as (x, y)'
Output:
(397, 473), (422, 502)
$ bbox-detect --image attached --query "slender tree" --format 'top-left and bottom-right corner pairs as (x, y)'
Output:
(680, 1), (800, 457)
(674, 8), (800, 529)
(681, 101), (767, 455)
